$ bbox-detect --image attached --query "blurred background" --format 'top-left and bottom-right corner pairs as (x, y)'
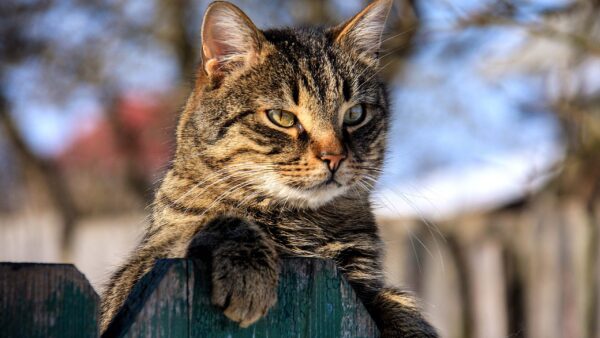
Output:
(0, 0), (598, 337)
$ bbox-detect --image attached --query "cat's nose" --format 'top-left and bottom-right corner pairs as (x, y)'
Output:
(319, 152), (347, 173)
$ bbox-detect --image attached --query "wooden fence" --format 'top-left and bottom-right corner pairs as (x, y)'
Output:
(0, 263), (99, 337)
(0, 258), (379, 338)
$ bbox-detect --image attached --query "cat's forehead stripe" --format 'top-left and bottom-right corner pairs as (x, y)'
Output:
(263, 28), (383, 114)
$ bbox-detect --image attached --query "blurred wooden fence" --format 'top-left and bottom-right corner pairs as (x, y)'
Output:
(3, 196), (598, 338)
(380, 195), (600, 338)
(0, 258), (379, 338)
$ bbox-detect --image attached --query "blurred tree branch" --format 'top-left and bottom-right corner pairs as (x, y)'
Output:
(0, 1), (82, 259)
(451, 1), (600, 56)
(0, 92), (79, 259)
(159, 0), (197, 79)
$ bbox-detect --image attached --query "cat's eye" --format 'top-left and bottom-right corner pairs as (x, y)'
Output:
(267, 109), (296, 128)
(343, 104), (366, 126)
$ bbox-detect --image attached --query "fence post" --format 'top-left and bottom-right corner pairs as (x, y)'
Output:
(0, 263), (99, 338)
(105, 258), (380, 338)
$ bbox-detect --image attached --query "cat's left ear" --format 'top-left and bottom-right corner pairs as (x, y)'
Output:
(331, 0), (393, 62)
(200, 1), (267, 79)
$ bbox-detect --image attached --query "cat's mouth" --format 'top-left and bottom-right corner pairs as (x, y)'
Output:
(325, 178), (342, 187)
(297, 171), (345, 193)
(260, 172), (349, 208)
(311, 176), (342, 189)
(285, 175), (349, 207)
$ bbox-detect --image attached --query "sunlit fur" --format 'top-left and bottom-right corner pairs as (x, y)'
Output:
(100, 1), (438, 337)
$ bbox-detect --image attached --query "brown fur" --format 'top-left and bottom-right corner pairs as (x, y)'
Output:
(100, 1), (438, 337)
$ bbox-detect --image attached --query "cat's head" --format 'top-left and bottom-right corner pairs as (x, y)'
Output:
(178, 0), (392, 209)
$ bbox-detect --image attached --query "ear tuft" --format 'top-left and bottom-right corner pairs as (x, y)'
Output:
(333, 0), (393, 61)
(201, 1), (265, 78)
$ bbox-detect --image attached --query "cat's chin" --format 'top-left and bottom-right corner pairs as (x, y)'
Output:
(261, 178), (349, 209)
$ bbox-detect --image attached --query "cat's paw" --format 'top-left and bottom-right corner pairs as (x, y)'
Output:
(211, 241), (279, 328)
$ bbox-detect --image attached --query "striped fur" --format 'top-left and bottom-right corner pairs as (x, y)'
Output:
(100, 1), (437, 337)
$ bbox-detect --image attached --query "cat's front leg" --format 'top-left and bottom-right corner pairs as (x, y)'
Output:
(187, 216), (279, 327)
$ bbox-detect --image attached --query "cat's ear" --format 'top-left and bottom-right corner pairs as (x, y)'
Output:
(201, 1), (266, 78)
(332, 0), (392, 62)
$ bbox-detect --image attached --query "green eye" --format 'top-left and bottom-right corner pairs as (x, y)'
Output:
(267, 109), (296, 128)
(344, 104), (366, 126)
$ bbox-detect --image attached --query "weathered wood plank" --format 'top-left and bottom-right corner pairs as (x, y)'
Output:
(102, 260), (190, 338)
(0, 263), (99, 338)
(106, 258), (379, 337)
(190, 258), (379, 338)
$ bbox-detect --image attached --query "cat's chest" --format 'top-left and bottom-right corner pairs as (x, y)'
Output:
(247, 208), (365, 257)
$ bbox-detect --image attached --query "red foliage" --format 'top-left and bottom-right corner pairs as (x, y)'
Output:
(57, 91), (176, 179)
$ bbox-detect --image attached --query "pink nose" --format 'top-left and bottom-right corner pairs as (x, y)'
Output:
(319, 152), (347, 172)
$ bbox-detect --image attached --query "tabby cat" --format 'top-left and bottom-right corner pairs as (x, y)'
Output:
(100, 0), (438, 336)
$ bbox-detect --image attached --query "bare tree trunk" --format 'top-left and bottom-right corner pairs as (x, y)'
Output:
(0, 92), (79, 260)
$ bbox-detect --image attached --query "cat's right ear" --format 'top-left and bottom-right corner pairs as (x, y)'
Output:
(331, 0), (392, 63)
(200, 1), (266, 79)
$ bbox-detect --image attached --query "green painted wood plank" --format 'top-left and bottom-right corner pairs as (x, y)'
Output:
(190, 258), (379, 338)
(0, 263), (99, 338)
(124, 260), (189, 338)
(103, 260), (190, 338)
(109, 258), (379, 338)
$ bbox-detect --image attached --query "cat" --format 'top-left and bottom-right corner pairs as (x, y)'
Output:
(100, 0), (438, 337)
